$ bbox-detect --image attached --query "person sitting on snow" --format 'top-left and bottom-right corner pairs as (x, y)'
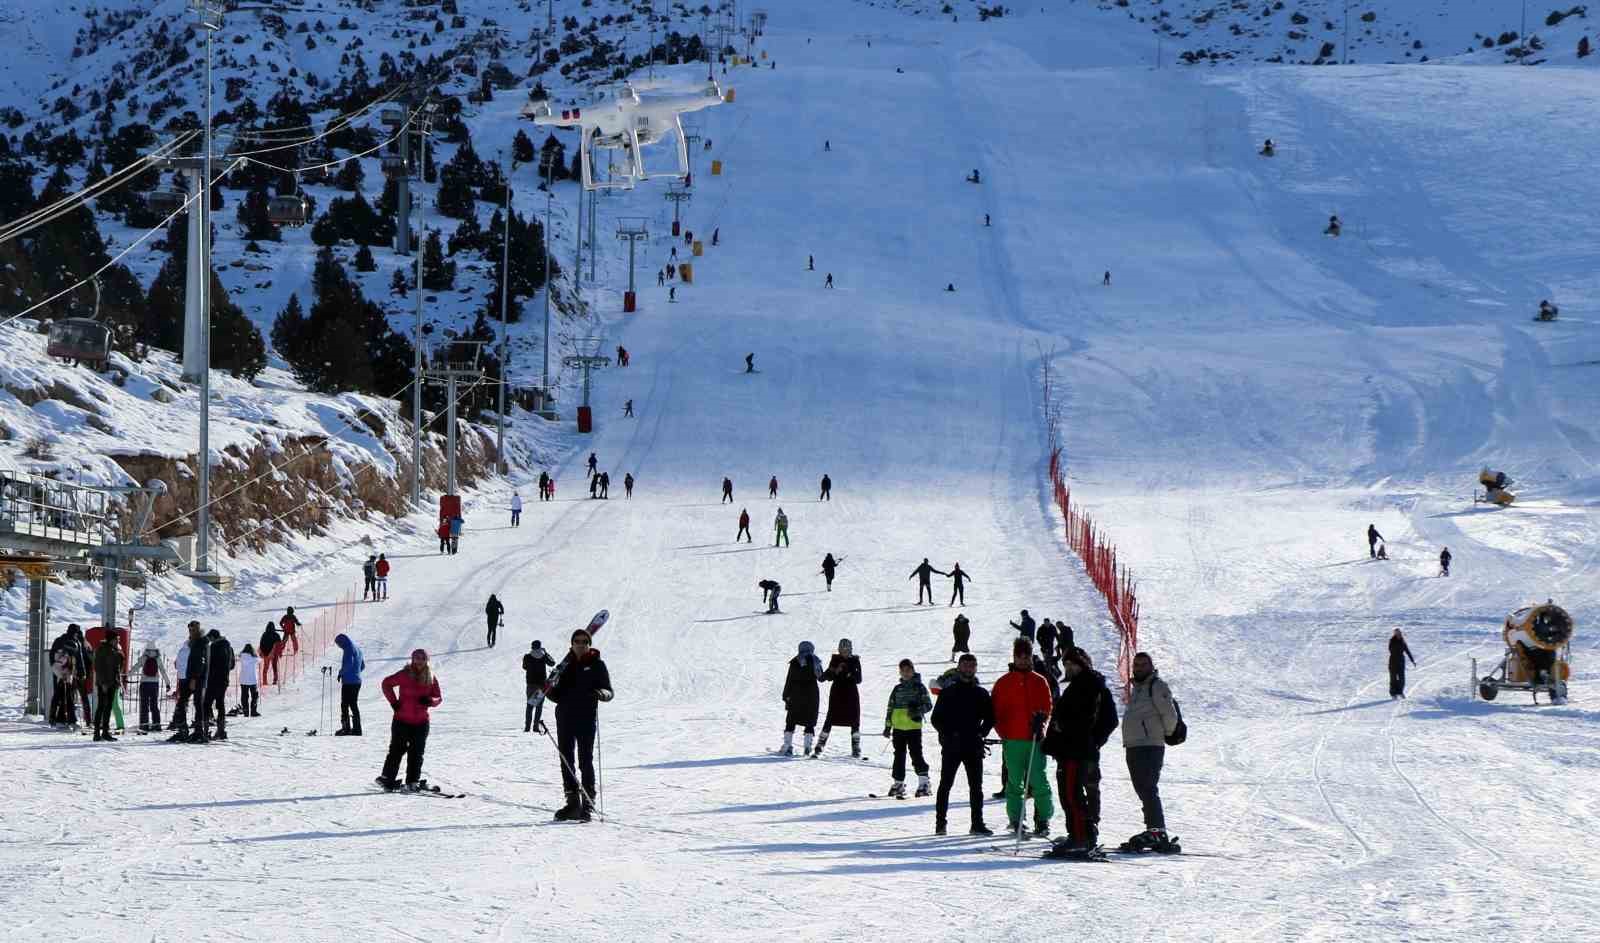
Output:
(1260, 138), (1275, 157)
(1324, 214), (1342, 237)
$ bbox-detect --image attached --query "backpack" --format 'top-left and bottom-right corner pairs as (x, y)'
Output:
(1092, 685), (1119, 748)
(142, 654), (159, 678)
(1164, 698), (1188, 747)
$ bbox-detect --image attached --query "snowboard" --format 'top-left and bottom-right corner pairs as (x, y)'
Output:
(526, 610), (609, 712)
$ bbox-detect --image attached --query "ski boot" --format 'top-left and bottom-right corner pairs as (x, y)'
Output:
(887, 781), (907, 800)
(1118, 828), (1178, 853)
(577, 800), (593, 823)
(802, 732), (814, 756)
(969, 822), (994, 836)
(167, 728), (191, 743)
(850, 732), (862, 759)
(914, 775), (932, 798)
(553, 792), (583, 821)
(810, 731), (829, 757)
(1032, 819), (1051, 839)
(934, 820), (947, 836)
(334, 727), (354, 737)
(375, 776), (401, 791)
(778, 731), (795, 757)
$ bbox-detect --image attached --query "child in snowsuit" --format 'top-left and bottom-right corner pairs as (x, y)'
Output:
(883, 660), (934, 798)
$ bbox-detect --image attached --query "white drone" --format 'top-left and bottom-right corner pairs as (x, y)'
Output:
(524, 79), (726, 190)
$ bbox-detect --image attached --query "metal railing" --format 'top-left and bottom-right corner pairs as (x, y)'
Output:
(0, 469), (109, 548)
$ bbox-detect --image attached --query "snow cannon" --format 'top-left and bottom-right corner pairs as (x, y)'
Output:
(1473, 601), (1573, 704)
(1477, 468), (1515, 506)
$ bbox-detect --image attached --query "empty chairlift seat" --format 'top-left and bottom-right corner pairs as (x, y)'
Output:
(268, 195), (309, 226)
(382, 156), (410, 178)
(145, 189), (187, 216)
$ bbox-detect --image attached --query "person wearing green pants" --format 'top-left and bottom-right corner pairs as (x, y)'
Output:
(990, 637), (1055, 836)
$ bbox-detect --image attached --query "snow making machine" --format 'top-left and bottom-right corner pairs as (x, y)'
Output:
(1473, 601), (1573, 705)
(1476, 468), (1515, 506)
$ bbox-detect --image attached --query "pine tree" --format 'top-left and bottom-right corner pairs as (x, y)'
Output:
(512, 128), (535, 165)
(390, 268), (409, 297)
(209, 273), (267, 380)
(269, 292), (310, 378)
(421, 229), (455, 290)
(354, 243), (376, 272)
(273, 248), (415, 396)
(237, 188), (281, 241)
(435, 164), (475, 219)
(334, 157), (366, 192)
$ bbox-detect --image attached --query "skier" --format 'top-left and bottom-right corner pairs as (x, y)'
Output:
(1538, 299), (1559, 321)
(538, 470), (551, 502)
(279, 607), (302, 655)
(48, 624), (85, 729)
(768, 475), (778, 498)
(91, 631), (122, 742)
(587, 452), (598, 476)
(951, 613), (972, 661)
(523, 640), (556, 733)
(377, 649), (442, 792)
(134, 644), (172, 733)
(773, 507), (789, 547)
(670, 286), (676, 302)
(1367, 523), (1383, 559)
(759, 578), (783, 614)
(807, 254), (815, 270)
(624, 473), (635, 498)
(930, 653), (994, 835)
(737, 508), (752, 543)
(548, 628), (612, 821)
(258, 621), (282, 688)
(485, 594), (505, 649)
(375, 554), (390, 599)
(1043, 647), (1119, 855)
(1102, 270), (1111, 286)
(819, 474), (831, 501)
(880, 660), (934, 799)
(824, 273), (833, 288)
(780, 641), (823, 756)
(238, 644), (260, 718)
(745, 353), (755, 374)
(722, 477), (735, 503)
(1439, 547), (1452, 577)
(813, 639), (862, 757)
(1325, 214), (1342, 237)
(992, 637), (1055, 837)
(202, 628), (235, 742)
(945, 562), (973, 606)
(657, 269), (665, 286)
(510, 492), (523, 527)
(823, 141), (830, 153)
(623, 399), (634, 417)
(599, 472), (610, 499)
(908, 557), (946, 605)
(984, 213), (990, 227)
(1010, 609), (1036, 643)
(967, 168), (980, 183)
(437, 518), (452, 553)
(590, 473), (600, 499)
(362, 554), (378, 600)
(1388, 629), (1416, 699)
(821, 552), (839, 591)
(1121, 651), (1179, 852)
(448, 515), (463, 554)
(335, 633), (364, 735)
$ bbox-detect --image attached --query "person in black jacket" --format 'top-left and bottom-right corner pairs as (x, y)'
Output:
(950, 614), (971, 661)
(821, 553), (839, 592)
(485, 595), (505, 649)
(945, 563), (973, 607)
(1367, 523), (1384, 559)
(547, 628), (613, 822)
(908, 558), (946, 605)
(180, 622), (209, 742)
(523, 640), (556, 732)
(1439, 547), (1451, 577)
(722, 477), (735, 502)
(1010, 609), (1036, 642)
(780, 641), (823, 756)
(930, 653), (994, 836)
(1388, 629), (1416, 699)
(1038, 619), (1059, 666)
(258, 622), (283, 687)
(819, 474), (831, 501)
(203, 629), (235, 741)
(1043, 648), (1118, 851)
(813, 639), (862, 757)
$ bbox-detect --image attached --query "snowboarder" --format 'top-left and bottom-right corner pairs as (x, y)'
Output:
(202, 628), (235, 741)
(1010, 609), (1036, 642)
(1324, 214), (1342, 237)
(813, 639), (862, 757)
(1389, 629), (1416, 699)
(91, 631), (123, 742)
(908, 558), (946, 605)
(258, 621), (282, 688)
(759, 578), (782, 613)
(824, 273), (833, 288)
(377, 649), (442, 792)
(821, 552), (839, 591)
(437, 518), (452, 553)
(967, 168), (981, 183)
(624, 473), (634, 498)
(883, 659), (934, 799)
(510, 492), (522, 527)
(768, 475), (778, 498)
(1260, 138), (1275, 157)
(722, 477), (735, 503)
(951, 614), (971, 661)
(1121, 652), (1179, 852)
(930, 652), (994, 835)
(737, 508), (752, 543)
(485, 594), (505, 648)
(335, 633), (364, 735)
(523, 640), (556, 732)
(1439, 547), (1452, 577)
(1043, 647), (1119, 854)
(819, 474), (831, 501)
(946, 563), (973, 606)
(780, 641), (823, 755)
(238, 644), (260, 719)
(993, 637), (1055, 837)
(745, 353), (755, 374)
(1367, 523), (1383, 559)
(134, 644), (172, 732)
(548, 627), (613, 822)
(599, 472), (610, 499)
(623, 399), (633, 417)
(773, 508), (789, 547)
(363, 554), (378, 600)
(374, 554), (390, 599)
(279, 607), (302, 654)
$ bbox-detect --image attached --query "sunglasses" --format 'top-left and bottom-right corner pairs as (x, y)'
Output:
(573, 638), (591, 647)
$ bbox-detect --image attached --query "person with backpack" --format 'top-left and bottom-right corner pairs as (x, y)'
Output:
(91, 632), (123, 742)
(930, 652), (994, 835)
(991, 637), (1055, 837)
(812, 639), (862, 758)
(362, 555), (378, 601)
(548, 627), (613, 822)
(951, 614), (971, 661)
(203, 628), (236, 741)
(1121, 651), (1180, 852)
(773, 508), (789, 547)
(374, 554), (390, 600)
(1389, 629), (1416, 699)
(377, 649), (442, 792)
(908, 558), (946, 605)
(820, 553), (840, 591)
(279, 607), (302, 655)
(883, 659), (935, 799)
(523, 640), (556, 732)
(485, 594), (505, 649)
(737, 508), (752, 543)
(238, 644), (260, 718)
(334, 633), (364, 735)
(1043, 648), (1119, 855)
(780, 641), (823, 756)
(135, 644), (172, 733)
(258, 621), (282, 688)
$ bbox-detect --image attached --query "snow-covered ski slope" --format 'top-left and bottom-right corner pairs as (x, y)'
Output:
(7, 3), (1600, 939)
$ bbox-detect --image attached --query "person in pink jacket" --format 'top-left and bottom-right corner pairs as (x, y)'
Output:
(376, 649), (442, 791)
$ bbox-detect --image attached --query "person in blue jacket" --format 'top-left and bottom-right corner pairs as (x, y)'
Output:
(335, 633), (366, 736)
(448, 516), (464, 554)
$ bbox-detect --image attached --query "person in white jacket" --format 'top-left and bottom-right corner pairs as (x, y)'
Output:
(510, 492), (523, 527)
(238, 644), (261, 717)
(133, 645), (173, 732)
(171, 639), (191, 733)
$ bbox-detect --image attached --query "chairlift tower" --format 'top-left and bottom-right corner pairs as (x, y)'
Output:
(190, 0), (224, 582)
(421, 342), (486, 497)
(410, 102), (439, 507)
(616, 218), (649, 313)
(664, 185), (692, 237)
(561, 339), (612, 434)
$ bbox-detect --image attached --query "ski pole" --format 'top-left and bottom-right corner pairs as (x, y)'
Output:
(596, 715), (605, 820)
(540, 727), (599, 813)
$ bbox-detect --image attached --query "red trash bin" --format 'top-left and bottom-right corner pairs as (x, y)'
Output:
(624, 290), (636, 313)
(577, 406), (593, 433)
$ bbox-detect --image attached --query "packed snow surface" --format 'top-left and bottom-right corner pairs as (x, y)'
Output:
(4, 2), (1599, 940)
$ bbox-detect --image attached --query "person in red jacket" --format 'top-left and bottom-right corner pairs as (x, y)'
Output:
(278, 607), (302, 655)
(374, 554), (390, 600)
(437, 519), (451, 554)
(377, 649), (442, 791)
(990, 637), (1055, 837)
(736, 508), (752, 543)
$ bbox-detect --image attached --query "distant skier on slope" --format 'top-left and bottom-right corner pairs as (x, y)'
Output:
(813, 639), (862, 758)
(821, 552), (839, 591)
(909, 558), (947, 605)
(819, 474), (832, 501)
(773, 508), (789, 547)
(768, 475), (778, 498)
(375, 554), (390, 599)
(1388, 629), (1416, 699)
(760, 579), (782, 613)
(624, 473), (634, 498)
(737, 508), (752, 543)
(723, 477), (735, 503)
(523, 641), (556, 733)
(780, 641), (824, 756)
(745, 353), (756, 373)
(1324, 214), (1342, 237)
(945, 563), (973, 607)
(1367, 524), (1384, 559)
(362, 554), (378, 600)
(1439, 547), (1451, 577)
(485, 594), (504, 649)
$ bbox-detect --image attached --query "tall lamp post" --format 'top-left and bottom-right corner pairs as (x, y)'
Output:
(190, 0), (223, 581)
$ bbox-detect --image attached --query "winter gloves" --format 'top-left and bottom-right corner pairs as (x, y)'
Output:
(596, 689), (613, 702)
(1030, 711), (1048, 741)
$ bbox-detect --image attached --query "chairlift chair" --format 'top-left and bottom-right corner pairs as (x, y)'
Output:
(145, 189), (187, 216)
(47, 319), (112, 366)
(382, 155), (410, 178)
(268, 194), (309, 226)
(380, 107), (405, 127)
